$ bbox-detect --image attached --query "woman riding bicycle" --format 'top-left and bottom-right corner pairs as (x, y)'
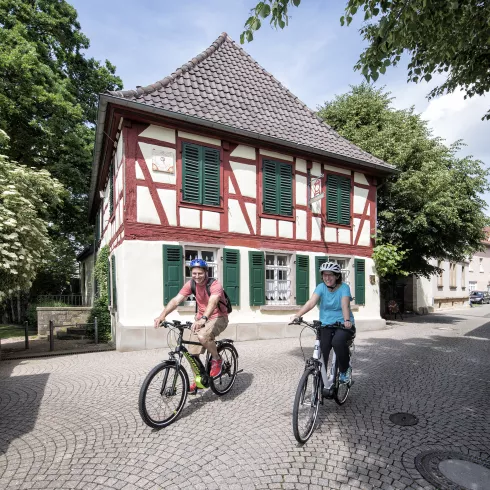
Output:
(291, 262), (355, 384)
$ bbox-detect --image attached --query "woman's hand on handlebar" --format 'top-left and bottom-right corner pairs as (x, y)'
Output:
(344, 319), (353, 329)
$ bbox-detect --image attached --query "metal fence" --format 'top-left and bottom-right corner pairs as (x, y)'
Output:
(36, 294), (84, 306)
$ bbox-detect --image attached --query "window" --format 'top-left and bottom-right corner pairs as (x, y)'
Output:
(437, 261), (443, 288)
(328, 257), (350, 284)
(469, 259), (473, 272)
(265, 253), (291, 305)
(184, 248), (218, 305)
(326, 175), (351, 225)
(469, 281), (477, 292)
(449, 262), (456, 288)
(182, 142), (220, 206)
(480, 258), (484, 273)
(461, 265), (466, 289)
(262, 159), (293, 216)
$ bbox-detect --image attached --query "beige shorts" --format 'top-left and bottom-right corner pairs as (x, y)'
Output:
(185, 316), (229, 355)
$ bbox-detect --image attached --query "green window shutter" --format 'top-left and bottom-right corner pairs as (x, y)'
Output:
(163, 245), (184, 305)
(263, 159), (277, 214)
(315, 256), (330, 286)
(182, 143), (201, 203)
(354, 259), (366, 305)
(339, 177), (351, 225)
(223, 248), (240, 306)
(296, 255), (309, 305)
(107, 259), (111, 306)
(249, 251), (265, 306)
(278, 163), (293, 216)
(202, 147), (220, 206)
(109, 164), (114, 216)
(111, 255), (117, 310)
(327, 175), (351, 225)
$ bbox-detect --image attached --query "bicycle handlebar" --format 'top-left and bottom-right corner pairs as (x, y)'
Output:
(160, 320), (193, 329)
(288, 317), (349, 329)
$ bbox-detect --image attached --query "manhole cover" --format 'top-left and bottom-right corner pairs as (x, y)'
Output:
(415, 451), (490, 490)
(389, 412), (418, 426)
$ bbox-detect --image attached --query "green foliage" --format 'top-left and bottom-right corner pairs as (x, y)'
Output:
(317, 84), (489, 277)
(0, 0), (123, 293)
(372, 243), (408, 278)
(25, 300), (67, 328)
(241, 0), (490, 119)
(87, 245), (111, 343)
(87, 297), (111, 343)
(0, 130), (66, 301)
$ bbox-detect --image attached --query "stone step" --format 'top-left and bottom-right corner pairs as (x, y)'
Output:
(56, 332), (86, 340)
(66, 327), (87, 335)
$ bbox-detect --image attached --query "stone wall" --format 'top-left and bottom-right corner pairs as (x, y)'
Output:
(37, 307), (92, 336)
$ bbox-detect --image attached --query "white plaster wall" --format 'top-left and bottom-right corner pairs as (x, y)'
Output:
(278, 220), (293, 239)
(312, 217), (321, 241)
(135, 164), (144, 180)
(137, 186), (160, 225)
(245, 203), (257, 234)
(228, 179), (236, 194)
(202, 211), (220, 231)
(138, 143), (176, 185)
(140, 124), (176, 144)
(296, 174), (307, 206)
(311, 162), (322, 177)
(116, 132), (124, 166)
(178, 131), (220, 146)
(296, 210), (307, 240)
(354, 187), (369, 214)
(310, 200), (321, 214)
(259, 149), (293, 161)
(180, 207), (200, 228)
(295, 158), (307, 173)
(324, 164), (350, 176)
(228, 199), (249, 234)
(231, 145), (255, 160)
(354, 172), (369, 185)
(358, 221), (371, 246)
(158, 189), (177, 226)
(261, 218), (276, 237)
(325, 226), (336, 242)
(417, 275), (433, 310)
(230, 161), (256, 198)
(338, 228), (351, 244)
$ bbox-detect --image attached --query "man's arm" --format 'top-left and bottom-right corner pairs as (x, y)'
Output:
(191, 294), (221, 332)
(154, 293), (185, 328)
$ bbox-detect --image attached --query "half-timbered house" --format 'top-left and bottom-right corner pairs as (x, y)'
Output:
(87, 33), (395, 350)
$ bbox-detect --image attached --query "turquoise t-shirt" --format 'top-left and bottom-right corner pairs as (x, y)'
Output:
(314, 282), (355, 327)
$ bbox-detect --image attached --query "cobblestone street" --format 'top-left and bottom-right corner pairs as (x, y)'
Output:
(1, 308), (489, 490)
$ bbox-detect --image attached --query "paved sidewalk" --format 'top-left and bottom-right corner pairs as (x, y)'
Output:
(0, 309), (489, 489)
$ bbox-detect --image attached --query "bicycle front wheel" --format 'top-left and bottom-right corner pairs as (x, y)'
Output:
(334, 373), (350, 405)
(210, 343), (238, 396)
(292, 366), (321, 444)
(139, 363), (189, 429)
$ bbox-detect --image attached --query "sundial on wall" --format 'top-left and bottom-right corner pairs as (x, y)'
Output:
(152, 148), (175, 174)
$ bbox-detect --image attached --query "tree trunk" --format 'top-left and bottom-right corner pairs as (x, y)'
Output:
(17, 291), (22, 323)
(10, 296), (16, 323)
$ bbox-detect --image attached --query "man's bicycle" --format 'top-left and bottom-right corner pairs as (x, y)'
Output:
(139, 320), (239, 429)
(290, 318), (355, 443)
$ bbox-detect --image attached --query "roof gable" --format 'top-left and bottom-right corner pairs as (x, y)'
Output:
(109, 32), (391, 169)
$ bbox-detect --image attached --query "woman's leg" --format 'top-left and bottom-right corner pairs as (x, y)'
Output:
(319, 328), (334, 365)
(331, 329), (354, 373)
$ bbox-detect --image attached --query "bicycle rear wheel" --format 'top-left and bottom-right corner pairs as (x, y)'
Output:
(139, 363), (189, 429)
(334, 372), (350, 405)
(209, 343), (238, 396)
(292, 366), (321, 443)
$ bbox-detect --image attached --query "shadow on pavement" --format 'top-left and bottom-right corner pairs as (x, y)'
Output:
(464, 322), (490, 339)
(0, 360), (49, 458)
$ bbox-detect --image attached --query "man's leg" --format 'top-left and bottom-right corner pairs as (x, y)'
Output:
(196, 317), (228, 360)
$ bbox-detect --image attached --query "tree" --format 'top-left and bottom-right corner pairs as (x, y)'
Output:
(316, 84), (489, 277)
(0, 130), (66, 302)
(0, 0), (122, 293)
(241, 0), (490, 119)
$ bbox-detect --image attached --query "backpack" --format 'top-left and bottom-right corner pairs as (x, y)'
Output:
(190, 278), (233, 314)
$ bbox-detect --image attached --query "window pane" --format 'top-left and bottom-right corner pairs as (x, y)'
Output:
(202, 251), (214, 262)
(186, 250), (198, 261)
(266, 254), (275, 265)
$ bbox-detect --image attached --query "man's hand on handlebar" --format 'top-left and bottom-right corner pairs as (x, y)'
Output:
(154, 315), (165, 328)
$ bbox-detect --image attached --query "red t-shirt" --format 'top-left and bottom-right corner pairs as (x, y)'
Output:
(179, 279), (228, 319)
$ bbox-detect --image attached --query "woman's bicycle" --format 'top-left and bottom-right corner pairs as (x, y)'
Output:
(289, 318), (355, 443)
(139, 320), (239, 429)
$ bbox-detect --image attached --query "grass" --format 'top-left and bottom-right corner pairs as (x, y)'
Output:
(0, 324), (37, 340)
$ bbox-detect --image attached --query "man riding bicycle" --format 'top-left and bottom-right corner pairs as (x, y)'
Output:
(154, 258), (229, 391)
(291, 262), (355, 384)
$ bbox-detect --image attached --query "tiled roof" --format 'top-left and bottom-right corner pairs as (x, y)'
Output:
(109, 33), (391, 169)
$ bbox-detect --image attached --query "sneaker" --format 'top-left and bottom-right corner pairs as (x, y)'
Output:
(189, 382), (202, 393)
(339, 367), (352, 384)
(209, 358), (223, 378)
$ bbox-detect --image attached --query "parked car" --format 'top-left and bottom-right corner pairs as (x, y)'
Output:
(469, 291), (490, 304)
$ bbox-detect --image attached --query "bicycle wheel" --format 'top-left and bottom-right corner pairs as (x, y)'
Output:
(334, 371), (350, 405)
(209, 343), (238, 396)
(292, 366), (321, 443)
(139, 363), (189, 429)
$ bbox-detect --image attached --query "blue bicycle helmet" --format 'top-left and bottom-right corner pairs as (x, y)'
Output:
(189, 258), (208, 270)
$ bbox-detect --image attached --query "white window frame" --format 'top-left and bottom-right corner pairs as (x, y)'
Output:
(480, 258), (484, 273)
(328, 257), (351, 285)
(469, 281), (477, 292)
(265, 253), (292, 305)
(183, 247), (219, 305)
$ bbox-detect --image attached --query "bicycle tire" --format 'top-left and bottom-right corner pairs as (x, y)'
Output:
(334, 372), (350, 405)
(292, 366), (321, 443)
(209, 343), (238, 396)
(139, 363), (189, 429)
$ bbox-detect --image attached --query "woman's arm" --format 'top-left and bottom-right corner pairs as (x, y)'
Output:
(290, 293), (320, 321)
(341, 295), (353, 329)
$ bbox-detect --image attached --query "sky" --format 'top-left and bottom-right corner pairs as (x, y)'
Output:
(71, 0), (489, 209)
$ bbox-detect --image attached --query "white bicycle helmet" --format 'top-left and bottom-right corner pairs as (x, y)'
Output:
(319, 262), (341, 274)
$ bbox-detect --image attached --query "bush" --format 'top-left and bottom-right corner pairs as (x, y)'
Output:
(87, 298), (111, 343)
